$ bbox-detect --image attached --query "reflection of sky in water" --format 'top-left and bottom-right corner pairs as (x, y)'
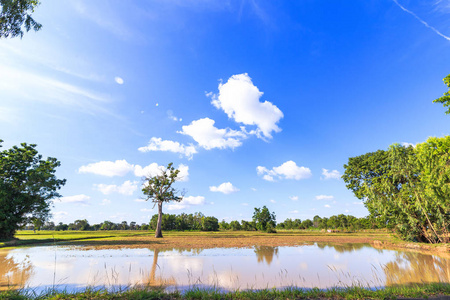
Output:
(0, 243), (449, 292)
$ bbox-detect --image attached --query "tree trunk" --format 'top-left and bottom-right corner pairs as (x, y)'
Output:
(155, 202), (163, 238)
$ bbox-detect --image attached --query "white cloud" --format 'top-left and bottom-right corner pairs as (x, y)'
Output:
(79, 160), (134, 177)
(270, 199), (276, 203)
(114, 77), (124, 84)
(321, 168), (341, 180)
(289, 196), (299, 201)
(140, 208), (153, 212)
(179, 117), (245, 150)
(289, 210), (299, 214)
(138, 137), (197, 160)
(257, 160), (312, 181)
(167, 110), (182, 122)
(251, 187), (257, 191)
(100, 199), (111, 205)
(209, 182), (239, 194)
(134, 163), (189, 182)
(134, 198), (146, 202)
(167, 196), (205, 210)
(210, 73), (283, 139)
(401, 142), (416, 148)
(315, 195), (334, 200)
(94, 180), (138, 196)
(324, 204), (331, 208)
(59, 194), (91, 204)
(241, 203), (249, 206)
(0, 65), (114, 116)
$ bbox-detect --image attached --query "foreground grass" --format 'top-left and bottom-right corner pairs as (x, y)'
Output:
(1, 283), (450, 300)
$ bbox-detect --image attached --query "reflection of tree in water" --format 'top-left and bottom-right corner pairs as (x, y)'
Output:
(315, 243), (369, 253)
(384, 251), (450, 286)
(254, 246), (278, 265)
(0, 251), (33, 290)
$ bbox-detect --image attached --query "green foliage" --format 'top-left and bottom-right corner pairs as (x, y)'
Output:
(149, 212), (208, 231)
(252, 206), (276, 232)
(343, 136), (450, 243)
(229, 220), (241, 231)
(433, 74), (450, 114)
(0, 140), (65, 239)
(0, 0), (42, 38)
(201, 216), (219, 231)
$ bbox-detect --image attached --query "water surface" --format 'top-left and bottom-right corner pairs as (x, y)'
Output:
(1, 243), (449, 292)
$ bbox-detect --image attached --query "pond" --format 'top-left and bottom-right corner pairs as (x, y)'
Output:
(0, 243), (449, 292)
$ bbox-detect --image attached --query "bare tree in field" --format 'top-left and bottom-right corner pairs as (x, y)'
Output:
(142, 163), (183, 238)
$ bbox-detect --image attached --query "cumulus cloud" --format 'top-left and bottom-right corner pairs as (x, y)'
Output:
(210, 73), (283, 139)
(209, 182), (240, 194)
(138, 137), (197, 160)
(321, 168), (341, 180)
(179, 118), (246, 150)
(270, 199), (276, 203)
(134, 163), (189, 182)
(114, 77), (124, 84)
(315, 195), (334, 200)
(59, 194), (91, 204)
(79, 160), (134, 177)
(289, 196), (299, 201)
(167, 196), (205, 210)
(94, 180), (138, 196)
(289, 210), (299, 214)
(257, 160), (312, 181)
(79, 160), (189, 182)
(324, 204), (331, 208)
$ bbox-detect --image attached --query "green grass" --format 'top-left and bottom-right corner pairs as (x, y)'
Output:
(1, 283), (450, 299)
(0, 230), (152, 249)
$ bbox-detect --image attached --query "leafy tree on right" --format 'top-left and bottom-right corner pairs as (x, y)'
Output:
(343, 137), (450, 243)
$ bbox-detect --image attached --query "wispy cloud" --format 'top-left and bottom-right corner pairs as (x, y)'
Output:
(392, 0), (450, 41)
(0, 65), (117, 117)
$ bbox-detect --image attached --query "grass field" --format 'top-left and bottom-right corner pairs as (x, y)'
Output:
(0, 229), (396, 250)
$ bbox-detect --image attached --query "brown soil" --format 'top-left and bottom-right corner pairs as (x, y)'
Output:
(76, 232), (380, 250)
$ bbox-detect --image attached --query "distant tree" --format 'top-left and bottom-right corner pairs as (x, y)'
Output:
(129, 221), (136, 230)
(55, 222), (68, 231)
(241, 220), (255, 231)
(0, 0), (42, 38)
(433, 74), (450, 114)
(252, 206), (276, 232)
(229, 220), (241, 231)
(219, 220), (229, 230)
(300, 219), (313, 229)
(142, 163), (184, 238)
(0, 140), (66, 239)
(201, 216), (219, 231)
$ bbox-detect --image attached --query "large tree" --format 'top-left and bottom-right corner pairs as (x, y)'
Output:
(142, 163), (183, 238)
(433, 73), (450, 114)
(252, 206), (276, 232)
(0, 0), (42, 38)
(342, 138), (450, 243)
(0, 140), (66, 239)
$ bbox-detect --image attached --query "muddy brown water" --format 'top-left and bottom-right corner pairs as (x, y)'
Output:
(0, 242), (449, 292)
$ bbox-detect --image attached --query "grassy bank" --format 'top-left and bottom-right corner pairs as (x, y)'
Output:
(1, 283), (450, 300)
(1, 230), (394, 250)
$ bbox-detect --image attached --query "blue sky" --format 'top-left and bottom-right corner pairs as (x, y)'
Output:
(1, 0), (450, 225)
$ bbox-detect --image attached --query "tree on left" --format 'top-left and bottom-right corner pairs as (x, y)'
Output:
(0, 140), (66, 239)
(0, 0), (42, 38)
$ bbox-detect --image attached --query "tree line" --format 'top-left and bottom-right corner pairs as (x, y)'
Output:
(27, 210), (379, 233)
